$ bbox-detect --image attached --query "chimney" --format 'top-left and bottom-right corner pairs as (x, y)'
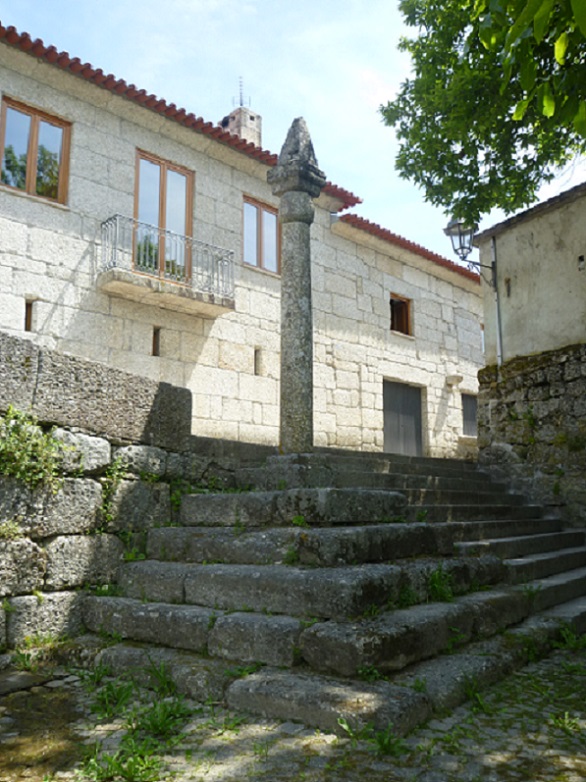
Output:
(220, 106), (262, 148)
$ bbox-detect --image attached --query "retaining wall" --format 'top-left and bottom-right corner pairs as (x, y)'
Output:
(0, 332), (273, 652)
(478, 342), (586, 525)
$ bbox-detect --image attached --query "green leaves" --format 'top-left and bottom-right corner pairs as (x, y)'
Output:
(554, 31), (569, 64)
(571, 0), (586, 37)
(382, 0), (586, 223)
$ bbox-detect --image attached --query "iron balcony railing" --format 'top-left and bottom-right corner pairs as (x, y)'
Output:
(100, 214), (235, 299)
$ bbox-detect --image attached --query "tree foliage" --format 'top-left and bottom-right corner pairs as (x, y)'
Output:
(1, 144), (59, 199)
(382, 0), (586, 224)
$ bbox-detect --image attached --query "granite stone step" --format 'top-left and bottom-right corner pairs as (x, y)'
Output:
(180, 488), (407, 528)
(401, 488), (526, 506)
(147, 518), (564, 567)
(235, 454), (494, 491)
(455, 529), (585, 559)
(116, 556), (504, 620)
(93, 594), (586, 736)
(298, 566), (586, 677)
(329, 470), (510, 492)
(504, 546), (586, 583)
(406, 503), (544, 523)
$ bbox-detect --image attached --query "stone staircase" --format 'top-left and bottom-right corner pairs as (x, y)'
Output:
(83, 451), (586, 735)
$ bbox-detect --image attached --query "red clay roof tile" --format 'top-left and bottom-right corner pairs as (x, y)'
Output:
(338, 214), (480, 282)
(0, 22), (359, 209)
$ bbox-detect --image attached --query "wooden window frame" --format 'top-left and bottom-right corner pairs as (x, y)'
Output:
(243, 196), (280, 273)
(390, 293), (412, 336)
(0, 96), (71, 204)
(134, 149), (194, 280)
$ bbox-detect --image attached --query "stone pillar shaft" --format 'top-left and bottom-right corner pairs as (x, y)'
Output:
(279, 197), (314, 452)
(268, 118), (326, 454)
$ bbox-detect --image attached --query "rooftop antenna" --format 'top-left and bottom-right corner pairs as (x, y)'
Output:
(233, 77), (251, 108)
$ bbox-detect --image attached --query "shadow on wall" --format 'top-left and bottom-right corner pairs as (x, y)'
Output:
(0, 330), (192, 450)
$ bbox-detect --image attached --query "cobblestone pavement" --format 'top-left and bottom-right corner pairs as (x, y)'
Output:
(1, 647), (585, 782)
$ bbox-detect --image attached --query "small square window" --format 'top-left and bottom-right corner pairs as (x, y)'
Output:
(390, 294), (412, 335)
(462, 394), (478, 437)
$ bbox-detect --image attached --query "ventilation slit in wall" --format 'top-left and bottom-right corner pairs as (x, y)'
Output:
(152, 327), (161, 357)
(254, 347), (261, 376)
(24, 300), (34, 332)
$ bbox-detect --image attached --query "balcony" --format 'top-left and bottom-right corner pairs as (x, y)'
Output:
(98, 214), (235, 316)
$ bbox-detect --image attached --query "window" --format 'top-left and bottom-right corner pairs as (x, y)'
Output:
(135, 151), (194, 281)
(0, 97), (70, 203)
(462, 393), (478, 437)
(390, 294), (412, 335)
(243, 197), (279, 272)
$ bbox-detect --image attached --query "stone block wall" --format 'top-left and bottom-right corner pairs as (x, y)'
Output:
(478, 342), (586, 525)
(0, 427), (271, 651)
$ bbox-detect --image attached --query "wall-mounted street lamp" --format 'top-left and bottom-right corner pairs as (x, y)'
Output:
(444, 217), (496, 289)
(443, 218), (477, 269)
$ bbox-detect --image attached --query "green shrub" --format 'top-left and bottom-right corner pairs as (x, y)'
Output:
(0, 406), (63, 491)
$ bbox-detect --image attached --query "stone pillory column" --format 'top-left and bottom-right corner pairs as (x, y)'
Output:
(268, 118), (326, 453)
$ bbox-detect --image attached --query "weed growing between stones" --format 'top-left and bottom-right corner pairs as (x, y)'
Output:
(12, 633), (68, 671)
(372, 724), (408, 757)
(336, 716), (374, 746)
(0, 405), (64, 491)
(426, 564), (454, 602)
(291, 514), (309, 527)
(446, 625), (468, 653)
(521, 581), (542, 604)
(395, 584), (419, 609)
(550, 711), (581, 736)
(123, 546), (147, 562)
(0, 518), (23, 539)
(283, 546), (300, 565)
(224, 662), (264, 678)
(464, 675), (494, 715)
(87, 583), (121, 597)
(144, 659), (178, 697)
(412, 677), (427, 693)
(554, 624), (586, 652)
(99, 457), (126, 529)
(91, 678), (135, 719)
(357, 664), (384, 682)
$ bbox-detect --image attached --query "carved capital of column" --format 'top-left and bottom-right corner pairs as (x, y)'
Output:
(267, 117), (326, 201)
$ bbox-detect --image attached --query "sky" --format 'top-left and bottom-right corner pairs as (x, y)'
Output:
(1, 0), (585, 262)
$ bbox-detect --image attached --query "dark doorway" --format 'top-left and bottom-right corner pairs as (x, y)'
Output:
(383, 380), (423, 456)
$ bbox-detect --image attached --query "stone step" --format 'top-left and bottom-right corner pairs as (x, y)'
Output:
(531, 565), (586, 611)
(455, 529), (586, 559)
(179, 487), (544, 529)
(93, 594), (586, 736)
(330, 470), (509, 492)
(407, 503), (544, 523)
(297, 565), (586, 677)
(85, 573), (586, 679)
(147, 517), (564, 567)
(180, 488), (407, 528)
(116, 556), (504, 621)
(235, 454), (492, 491)
(504, 546), (586, 584)
(401, 488), (526, 507)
